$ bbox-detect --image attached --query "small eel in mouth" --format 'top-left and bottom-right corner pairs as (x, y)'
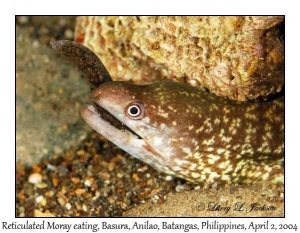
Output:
(51, 40), (284, 185)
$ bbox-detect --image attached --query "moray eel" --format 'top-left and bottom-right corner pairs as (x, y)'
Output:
(51, 40), (284, 185)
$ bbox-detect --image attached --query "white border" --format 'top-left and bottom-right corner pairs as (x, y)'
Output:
(2, 0), (300, 232)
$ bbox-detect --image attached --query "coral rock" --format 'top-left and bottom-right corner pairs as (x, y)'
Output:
(75, 16), (284, 101)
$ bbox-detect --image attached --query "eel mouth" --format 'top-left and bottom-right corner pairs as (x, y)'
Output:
(81, 104), (143, 140)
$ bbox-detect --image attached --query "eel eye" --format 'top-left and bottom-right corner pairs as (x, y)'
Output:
(125, 102), (144, 120)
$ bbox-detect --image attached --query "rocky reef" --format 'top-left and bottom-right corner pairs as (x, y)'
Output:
(75, 16), (284, 101)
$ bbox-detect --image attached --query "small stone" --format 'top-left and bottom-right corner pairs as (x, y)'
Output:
(17, 192), (26, 200)
(35, 195), (44, 203)
(82, 204), (88, 212)
(194, 186), (201, 190)
(28, 173), (42, 184)
(66, 203), (72, 210)
(32, 40), (40, 48)
(54, 146), (62, 154)
(76, 149), (85, 156)
(117, 173), (123, 178)
(57, 197), (65, 206)
(211, 183), (218, 189)
(108, 162), (116, 171)
(146, 179), (153, 186)
(32, 164), (41, 173)
(19, 206), (25, 213)
(64, 29), (74, 39)
(40, 198), (47, 206)
(91, 182), (98, 191)
(47, 163), (56, 171)
(42, 148), (49, 155)
(132, 173), (139, 181)
(52, 178), (59, 187)
(165, 175), (173, 181)
(57, 87), (65, 95)
(108, 197), (115, 204)
(75, 189), (86, 195)
(175, 184), (188, 193)
(71, 177), (81, 184)
(45, 190), (54, 197)
(92, 191), (100, 201)
(18, 16), (29, 24)
(84, 179), (92, 187)
(34, 209), (55, 217)
(59, 18), (67, 26)
(137, 165), (148, 172)
(35, 182), (48, 189)
(99, 172), (110, 180)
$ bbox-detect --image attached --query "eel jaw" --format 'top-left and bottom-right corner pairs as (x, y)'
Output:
(81, 104), (142, 142)
(81, 104), (169, 172)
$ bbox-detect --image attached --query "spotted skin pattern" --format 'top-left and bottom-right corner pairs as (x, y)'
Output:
(50, 40), (284, 185)
(84, 81), (284, 185)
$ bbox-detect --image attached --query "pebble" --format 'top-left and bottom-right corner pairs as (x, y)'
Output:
(211, 183), (219, 189)
(47, 163), (56, 171)
(82, 204), (88, 212)
(19, 206), (25, 213)
(40, 198), (47, 206)
(59, 19), (67, 26)
(18, 16), (29, 24)
(32, 40), (40, 48)
(75, 189), (86, 195)
(35, 182), (48, 189)
(108, 162), (116, 171)
(19, 213), (25, 217)
(34, 209), (55, 217)
(35, 195), (44, 203)
(84, 179), (92, 187)
(28, 173), (42, 184)
(52, 178), (59, 187)
(17, 193), (26, 200)
(71, 177), (81, 184)
(165, 175), (173, 181)
(175, 184), (189, 193)
(45, 190), (54, 197)
(137, 165), (148, 172)
(57, 197), (65, 206)
(108, 197), (115, 205)
(154, 195), (160, 200)
(146, 178), (153, 186)
(66, 203), (72, 210)
(132, 173), (139, 181)
(92, 191), (100, 201)
(194, 185), (201, 190)
(76, 149), (85, 156)
(42, 148), (49, 155)
(32, 165), (41, 173)
(64, 29), (74, 39)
